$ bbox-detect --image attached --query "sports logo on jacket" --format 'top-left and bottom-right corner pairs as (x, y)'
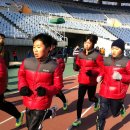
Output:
(115, 64), (121, 67)
(43, 69), (50, 72)
(87, 57), (93, 60)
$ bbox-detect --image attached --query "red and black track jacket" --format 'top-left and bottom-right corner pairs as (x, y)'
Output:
(73, 50), (103, 86)
(99, 55), (130, 99)
(18, 57), (63, 110)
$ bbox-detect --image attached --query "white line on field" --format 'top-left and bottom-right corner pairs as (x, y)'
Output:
(0, 76), (78, 125)
(63, 74), (78, 79)
(66, 103), (95, 130)
(0, 110), (26, 125)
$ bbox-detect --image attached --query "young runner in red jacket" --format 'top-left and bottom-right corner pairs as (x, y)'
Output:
(72, 34), (103, 127)
(50, 39), (67, 111)
(96, 38), (130, 130)
(18, 34), (63, 130)
(0, 55), (23, 127)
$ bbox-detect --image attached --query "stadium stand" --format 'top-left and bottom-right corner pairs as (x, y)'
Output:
(0, 10), (116, 41)
(62, 6), (105, 22)
(103, 26), (130, 43)
(0, 1), (129, 40)
(0, 10), (66, 42)
(0, 0), (130, 60)
(16, 0), (72, 17)
(105, 14), (130, 25)
(0, 15), (27, 38)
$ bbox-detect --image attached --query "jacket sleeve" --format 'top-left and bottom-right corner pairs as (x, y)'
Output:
(18, 60), (29, 90)
(56, 58), (65, 73)
(0, 58), (7, 88)
(90, 54), (103, 76)
(121, 61), (130, 84)
(4, 50), (10, 68)
(42, 65), (63, 96)
(73, 55), (80, 71)
(73, 47), (79, 56)
(96, 54), (105, 77)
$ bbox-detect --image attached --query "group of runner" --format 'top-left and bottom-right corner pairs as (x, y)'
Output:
(0, 33), (130, 130)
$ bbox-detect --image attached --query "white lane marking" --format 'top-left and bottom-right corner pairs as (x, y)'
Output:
(66, 103), (95, 130)
(63, 74), (78, 79)
(0, 85), (78, 125)
(1, 74), (78, 124)
(0, 110), (26, 125)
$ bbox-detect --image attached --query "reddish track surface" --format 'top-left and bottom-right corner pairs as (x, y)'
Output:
(0, 75), (130, 130)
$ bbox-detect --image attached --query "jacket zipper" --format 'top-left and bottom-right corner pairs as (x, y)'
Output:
(112, 58), (121, 93)
(107, 58), (115, 94)
(33, 62), (41, 90)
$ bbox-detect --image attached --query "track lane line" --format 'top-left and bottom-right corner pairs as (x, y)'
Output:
(0, 110), (26, 125)
(0, 84), (78, 125)
(66, 103), (95, 130)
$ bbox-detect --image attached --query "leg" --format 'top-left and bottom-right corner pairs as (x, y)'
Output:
(72, 84), (87, 126)
(28, 110), (45, 130)
(96, 96), (109, 130)
(87, 86), (98, 102)
(56, 91), (67, 110)
(26, 108), (32, 128)
(65, 55), (67, 63)
(16, 56), (18, 61)
(77, 84), (87, 119)
(56, 91), (66, 104)
(110, 99), (124, 117)
(28, 109), (53, 130)
(14, 56), (17, 61)
(0, 94), (23, 127)
(0, 94), (21, 119)
(87, 86), (99, 111)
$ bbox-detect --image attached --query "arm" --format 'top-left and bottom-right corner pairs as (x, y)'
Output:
(96, 54), (105, 77)
(39, 65), (63, 96)
(18, 60), (29, 90)
(56, 58), (65, 73)
(121, 61), (130, 84)
(0, 58), (7, 87)
(73, 47), (79, 56)
(73, 55), (80, 71)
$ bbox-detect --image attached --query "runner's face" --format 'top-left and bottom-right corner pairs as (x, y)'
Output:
(111, 46), (122, 58)
(33, 40), (50, 59)
(84, 39), (93, 51)
(0, 36), (4, 45)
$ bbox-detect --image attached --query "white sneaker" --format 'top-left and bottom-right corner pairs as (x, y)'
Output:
(49, 105), (58, 119)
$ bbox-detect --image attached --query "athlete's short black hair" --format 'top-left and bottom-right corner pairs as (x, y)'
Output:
(84, 34), (98, 44)
(33, 33), (53, 48)
(0, 33), (5, 38)
(51, 38), (57, 46)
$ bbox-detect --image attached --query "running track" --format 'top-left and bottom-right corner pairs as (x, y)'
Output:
(0, 75), (130, 130)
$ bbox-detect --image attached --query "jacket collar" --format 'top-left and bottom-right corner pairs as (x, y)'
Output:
(112, 54), (124, 61)
(39, 56), (50, 63)
(83, 48), (95, 55)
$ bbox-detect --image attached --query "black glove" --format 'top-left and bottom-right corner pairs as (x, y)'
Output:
(86, 70), (92, 76)
(35, 87), (46, 96)
(20, 86), (32, 96)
